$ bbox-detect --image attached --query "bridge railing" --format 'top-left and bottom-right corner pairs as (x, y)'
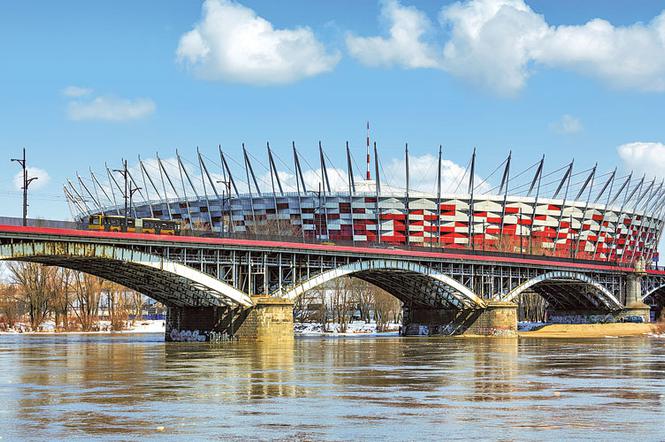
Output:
(0, 216), (655, 269)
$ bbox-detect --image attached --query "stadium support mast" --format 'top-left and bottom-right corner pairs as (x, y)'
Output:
(499, 151), (512, 238)
(374, 141), (381, 244)
(175, 150), (194, 226)
(552, 160), (574, 252)
(242, 144), (258, 229)
(346, 141), (356, 194)
(591, 168), (616, 260)
(90, 168), (117, 213)
(155, 153), (173, 219)
(196, 147), (214, 228)
(293, 142), (305, 241)
(292, 142), (307, 193)
(319, 141), (330, 239)
(436, 145), (442, 246)
(346, 141), (356, 244)
(319, 141), (331, 193)
(366, 121), (371, 180)
(77, 173), (101, 212)
(405, 143), (410, 245)
(267, 142), (283, 195)
(242, 144), (261, 196)
(633, 180), (665, 264)
(267, 142), (281, 235)
(218, 147), (239, 197)
(574, 164), (597, 257)
(608, 174), (641, 262)
(468, 148), (476, 250)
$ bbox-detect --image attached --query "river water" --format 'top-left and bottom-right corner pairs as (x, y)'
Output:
(1, 334), (664, 441)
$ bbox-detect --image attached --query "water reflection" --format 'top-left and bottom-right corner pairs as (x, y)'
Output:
(1, 334), (665, 440)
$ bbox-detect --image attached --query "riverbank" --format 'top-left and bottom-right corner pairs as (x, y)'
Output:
(518, 322), (663, 338)
(0, 320), (165, 335)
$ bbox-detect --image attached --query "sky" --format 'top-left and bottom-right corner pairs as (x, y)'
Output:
(2, 0), (665, 220)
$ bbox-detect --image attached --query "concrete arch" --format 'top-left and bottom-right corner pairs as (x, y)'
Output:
(500, 271), (622, 310)
(0, 241), (253, 308)
(277, 259), (486, 309)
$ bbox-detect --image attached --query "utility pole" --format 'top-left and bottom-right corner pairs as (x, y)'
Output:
(113, 160), (131, 232)
(216, 180), (232, 235)
(11, 148), (39, 226)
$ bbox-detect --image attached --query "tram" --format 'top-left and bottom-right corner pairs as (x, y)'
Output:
(86, 215), (180, 235)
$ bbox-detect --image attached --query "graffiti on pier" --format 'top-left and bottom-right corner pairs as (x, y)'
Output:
(168, 328), (234, 342)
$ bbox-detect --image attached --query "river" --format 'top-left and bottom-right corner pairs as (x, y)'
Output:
(1, 334), (664, 440)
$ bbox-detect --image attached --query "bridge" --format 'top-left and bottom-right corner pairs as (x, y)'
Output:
(1, 223), (663, 341)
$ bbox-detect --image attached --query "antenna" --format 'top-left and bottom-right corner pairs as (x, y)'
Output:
(366, 121), (371, 180)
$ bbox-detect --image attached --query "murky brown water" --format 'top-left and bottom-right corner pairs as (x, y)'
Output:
(1, 334), (664, 440)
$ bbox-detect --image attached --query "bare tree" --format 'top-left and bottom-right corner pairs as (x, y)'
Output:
(0, 284), (24, 329)
(351, 279), (374, 323)
(70, 273), (104, 331)
(294, 289), (324, 324)
(518, 292), (547, 322)
(329, 277), (354, 333)
(49, 268), (72, 331)
(372, 287), (402, 332)
(106, 283), (131, 330)
(8, 262), (51, 331)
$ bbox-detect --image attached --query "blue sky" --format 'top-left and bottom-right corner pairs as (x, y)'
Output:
(2, 0), (665, 219)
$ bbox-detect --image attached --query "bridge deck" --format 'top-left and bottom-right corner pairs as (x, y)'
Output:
(0, 224), (638, 274)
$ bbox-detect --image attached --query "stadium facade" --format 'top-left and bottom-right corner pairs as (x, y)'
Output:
(65, 140), (665, 265)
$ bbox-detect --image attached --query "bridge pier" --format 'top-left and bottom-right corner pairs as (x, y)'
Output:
(166, 296), (294, 342)
(402, 301), (517, 337)
(620, 272), (651, 323)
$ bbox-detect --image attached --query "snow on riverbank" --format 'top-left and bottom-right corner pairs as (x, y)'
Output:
(0, 320), (165, 335)
(295, 321), (400, 337)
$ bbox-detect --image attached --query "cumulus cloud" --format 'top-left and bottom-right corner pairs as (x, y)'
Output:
(349, 0), (665, 95)
(384, 153), (491, 194)
(67, 96), (155, 121)
(62, 86), (93, 97)
(440, 0), (665, 95)
(550, 114), (583, 134)
(346, 0), (440, 68)
(13, 167), (50, 191)
(176, 0), (340, 85)
(617, 142), (665, 178)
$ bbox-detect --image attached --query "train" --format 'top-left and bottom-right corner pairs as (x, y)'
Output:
(86, 215), (181, 235)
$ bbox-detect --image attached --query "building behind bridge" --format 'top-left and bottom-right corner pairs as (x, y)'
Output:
(65, 142), (665, 266)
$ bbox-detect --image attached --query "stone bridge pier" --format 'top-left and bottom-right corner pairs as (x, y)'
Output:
(402, 302), (518, 337)
(165, 297), (294, 343)
(621, 272), (651, 322)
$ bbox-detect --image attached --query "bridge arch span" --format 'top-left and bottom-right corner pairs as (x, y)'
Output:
(0, 241), (253, 308)
(499, 271), (622, 311)
(276, 259), (486, 309)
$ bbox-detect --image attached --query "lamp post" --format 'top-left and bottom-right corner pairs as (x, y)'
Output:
(216, 180), (232, 235)
(11, 148), (38, 226)
(113, 160), (134, 232)
(129, 185), (141, 222)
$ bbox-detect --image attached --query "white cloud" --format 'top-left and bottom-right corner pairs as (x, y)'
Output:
(617, 142), (665, 178)
(550, 114), (583, 134)
(67, 96), (155, 121)
(62, 86), (93, 97)
(384, 153), (490, 194)
(13, 167), (50, 191)
(349, 0), (665, 95)
(440, 0), (665, 95)
(176, 0), (340, 85)
(346, 0), (440, 68)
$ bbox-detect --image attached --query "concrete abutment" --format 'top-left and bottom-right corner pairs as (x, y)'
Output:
(402, 301), (518, 337)
(166, 296), (294, 342)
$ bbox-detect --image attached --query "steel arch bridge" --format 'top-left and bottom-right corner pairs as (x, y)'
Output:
(0, 224), (661, 338)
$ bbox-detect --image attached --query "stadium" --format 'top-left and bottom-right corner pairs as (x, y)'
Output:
(64, 134), (665, 265)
